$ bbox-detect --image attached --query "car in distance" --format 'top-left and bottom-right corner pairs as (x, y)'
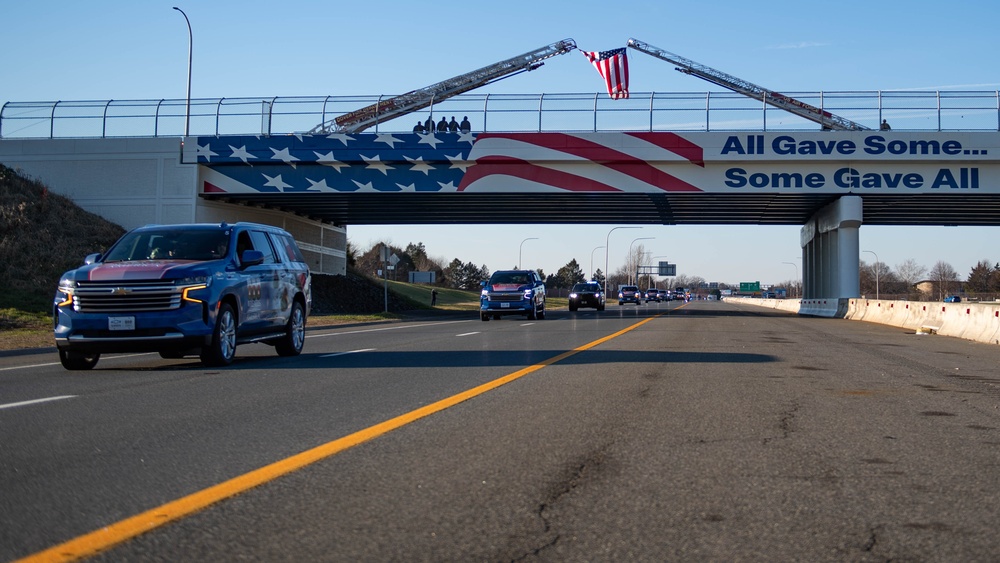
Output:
(568, 282), (606, 311)
(618, 285), (642, 305)
(53, 222), (311, 370)
(944, 295), (962, 303)
(480, 269), (546, 320)
(645, 288), (661, 303)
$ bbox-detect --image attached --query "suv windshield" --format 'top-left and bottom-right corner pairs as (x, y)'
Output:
(573, 284), (600, 292)
(490, 272), (531, 285)
(104, 229), (230, 262)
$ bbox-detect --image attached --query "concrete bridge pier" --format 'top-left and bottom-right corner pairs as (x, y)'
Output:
(800, 196), (862, 315)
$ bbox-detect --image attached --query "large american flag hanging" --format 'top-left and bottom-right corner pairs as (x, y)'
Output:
(581, 48), (630, 99)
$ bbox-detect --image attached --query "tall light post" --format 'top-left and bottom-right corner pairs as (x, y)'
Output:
(863, 249), (880, 299)
(628, 237), (654, 285)
(590, 245), (605, 280)
(781, 261), (798, 297)
(605, 226), (640, 298)
(173, 7), (193, 137)
(518, 237), (538, 269)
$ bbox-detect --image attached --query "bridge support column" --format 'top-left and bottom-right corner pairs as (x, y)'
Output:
(800, 196), (862, 315)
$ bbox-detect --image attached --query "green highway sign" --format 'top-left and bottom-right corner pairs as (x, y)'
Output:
(740, 281), (761, 292)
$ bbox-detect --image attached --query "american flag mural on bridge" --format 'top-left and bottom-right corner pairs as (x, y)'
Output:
(189, 132), (707, 195)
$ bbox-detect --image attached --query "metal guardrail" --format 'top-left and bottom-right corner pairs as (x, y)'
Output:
(2, 91), (999, 139)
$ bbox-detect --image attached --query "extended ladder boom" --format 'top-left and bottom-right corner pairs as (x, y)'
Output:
(626, 38), (869, 131)
(311, 39), (578, 134)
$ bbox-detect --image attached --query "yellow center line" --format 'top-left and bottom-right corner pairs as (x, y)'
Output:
(17, 313), (663, 563)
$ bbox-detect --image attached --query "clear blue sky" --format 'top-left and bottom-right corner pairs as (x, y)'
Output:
(4, 1), (999, 286)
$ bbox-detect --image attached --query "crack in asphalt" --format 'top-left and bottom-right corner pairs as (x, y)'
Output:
(514, 447), (608, 561)
(762, 402), (800, 445)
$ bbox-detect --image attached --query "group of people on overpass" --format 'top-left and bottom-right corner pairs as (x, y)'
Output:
(414, 115), (471, 134)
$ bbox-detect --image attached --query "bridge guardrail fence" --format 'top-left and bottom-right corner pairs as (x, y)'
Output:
(2, 90), (999, 139)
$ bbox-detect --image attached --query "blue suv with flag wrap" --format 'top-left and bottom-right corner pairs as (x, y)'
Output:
(480, 269), (546, 321)
(53, 222), (311, 370)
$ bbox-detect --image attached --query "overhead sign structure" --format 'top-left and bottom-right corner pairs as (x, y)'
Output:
(740, 282), (761, 293)
(658, 261), (676, 276)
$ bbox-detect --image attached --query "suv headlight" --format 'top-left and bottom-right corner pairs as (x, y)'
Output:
(569, 292), (578, 298)
(523, 289), (534, 299)
(177, 275), (211, 287)
(56, 277), (76, 307)
(178, 276), (212, 303)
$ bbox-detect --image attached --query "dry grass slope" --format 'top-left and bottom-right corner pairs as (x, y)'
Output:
(0, 163), (125, 312)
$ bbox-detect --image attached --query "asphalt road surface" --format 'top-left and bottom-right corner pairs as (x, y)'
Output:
(3, 300), (1000, 562)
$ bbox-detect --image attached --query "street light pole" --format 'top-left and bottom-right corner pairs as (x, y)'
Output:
(628, 237), (654, 285)
(781, 261), (798, 297)
(863, 250), (880, 299)
(518, 237), (538, 270)
(173, 7), (192, 137)
(605, 226), (640, 298)
(590, 245), (605, 280)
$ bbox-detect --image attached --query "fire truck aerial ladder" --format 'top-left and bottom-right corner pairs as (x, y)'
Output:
(626, 38), (870, 131)
(310, 39), (578, 134)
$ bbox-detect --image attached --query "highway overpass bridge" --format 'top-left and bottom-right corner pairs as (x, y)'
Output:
(3, 95), (999, 315)
(183, 129), (1000, 310)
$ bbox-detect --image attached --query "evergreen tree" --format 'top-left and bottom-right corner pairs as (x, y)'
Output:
(966, 260), (994, 293)
(556, 259), (586, 288)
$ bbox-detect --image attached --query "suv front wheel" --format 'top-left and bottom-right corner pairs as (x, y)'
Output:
(59, 349), (100, 370)
(201, 303), (237, 367)
(275, 301), (306, 356)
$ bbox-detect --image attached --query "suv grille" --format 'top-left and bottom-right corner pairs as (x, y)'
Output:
(487, 292), (524, 302)
(72, 281), (183, 313)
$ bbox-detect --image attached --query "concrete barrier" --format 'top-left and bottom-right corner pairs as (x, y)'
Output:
(729, 296), (1000, 346)
(799, 298), (849, 318)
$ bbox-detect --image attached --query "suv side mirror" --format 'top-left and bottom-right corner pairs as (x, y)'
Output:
(241, 249), (265, 267)
(83, 253), (101, 265)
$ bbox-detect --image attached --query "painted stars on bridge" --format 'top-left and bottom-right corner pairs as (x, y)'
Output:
(195, 132), (475, 194)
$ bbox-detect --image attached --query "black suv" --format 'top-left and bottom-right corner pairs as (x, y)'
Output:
(54, 222), (311, 370)
(569, 282), (606, 311)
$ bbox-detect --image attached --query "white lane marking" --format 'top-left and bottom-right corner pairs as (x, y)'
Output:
(0, 361), (62, 372)
(0, 395), (77, 410)
(306, 320), (472, 339)
(521, 323), (536, 326)
(456, 332), (480, 337)
(0, 352), (156, 372)
(320, 348), (376, 358)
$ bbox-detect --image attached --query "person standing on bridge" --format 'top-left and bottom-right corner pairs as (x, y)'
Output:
(413, 121), (425, 134)
(880, 119), (891, 131)
(437, 117), (449, 132)
(448, 116), (459, 132)
(460, 116), (471, 133)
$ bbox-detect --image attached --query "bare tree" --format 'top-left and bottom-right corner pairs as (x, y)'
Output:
(895, 259), (926, 292)
(928, 260), (960, 301)
(624, 243), (648, 285)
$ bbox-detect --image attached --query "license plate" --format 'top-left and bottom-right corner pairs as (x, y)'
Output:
(500, 302), (510, 308)
(109, 316), (135, 331)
